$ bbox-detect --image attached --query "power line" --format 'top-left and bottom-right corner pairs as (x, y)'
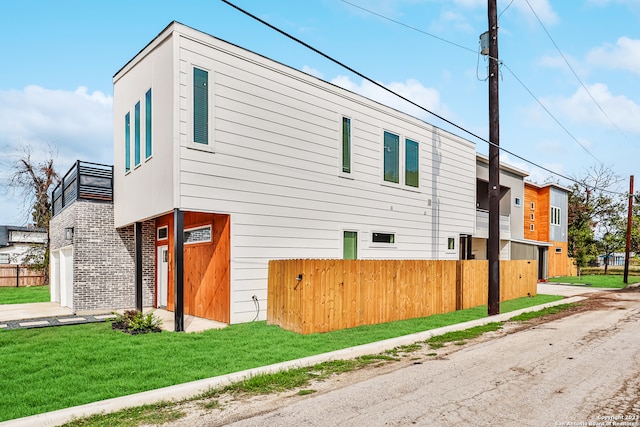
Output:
(340, 0), (604, 167)
(524, 0), (632, 145)
(220, 0), (626, 196)
(340, 0), (478, 55)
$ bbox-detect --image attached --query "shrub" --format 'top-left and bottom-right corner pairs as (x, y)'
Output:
(111, 310), (162, 335)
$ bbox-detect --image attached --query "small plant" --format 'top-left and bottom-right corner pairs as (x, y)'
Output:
(111, 310), (162, 335)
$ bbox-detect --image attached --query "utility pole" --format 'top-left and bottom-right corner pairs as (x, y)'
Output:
(624, 175), (634, 284)
(487, 0), (501, 315)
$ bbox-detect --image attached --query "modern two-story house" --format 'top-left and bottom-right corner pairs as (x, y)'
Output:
(51, 21), (479, 325)
(523, 181), (571, 278)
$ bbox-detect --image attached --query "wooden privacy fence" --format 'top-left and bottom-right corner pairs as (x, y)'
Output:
(0, 265), (45, 287)
(268, 259), (537, 334)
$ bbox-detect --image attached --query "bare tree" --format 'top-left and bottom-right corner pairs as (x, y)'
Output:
(8, 146), (59, 283)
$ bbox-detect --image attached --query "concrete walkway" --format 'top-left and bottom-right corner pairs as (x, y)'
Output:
(0, 283), (607, 427)
(0, 302), (226, 333)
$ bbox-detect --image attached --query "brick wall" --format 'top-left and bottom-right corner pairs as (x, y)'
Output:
(50, 200), (156, 311)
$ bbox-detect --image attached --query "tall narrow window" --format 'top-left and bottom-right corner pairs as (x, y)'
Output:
(551, 206), (561, 226)
(383, 131), (399, 183)
(343, 231), (357, 260)
(125, 112), (131, 172)
(145, 89), (152, 158)
(134, 101), (141, 166)
(405, 138), (419, 188)
(342, 117), (351, 173)
(193, 68), (208, 144)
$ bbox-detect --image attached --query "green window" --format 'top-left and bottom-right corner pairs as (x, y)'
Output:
(342, 117), (351, 173)
(194, 68), (208, 144)
(145, 89), (152, 158)
(134, 101), (141, 166)
(405, 139), (419, 187)
(383, 131), (399, 183)
(343, 231), (357, 260)
(125, 112), (130, 172)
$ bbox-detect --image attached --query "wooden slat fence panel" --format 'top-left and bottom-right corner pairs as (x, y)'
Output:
(0, 265), (45, 287)
(268, 259), (538, 334)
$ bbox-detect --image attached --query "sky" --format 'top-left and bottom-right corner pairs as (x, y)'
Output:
(0, 0), (639, 225)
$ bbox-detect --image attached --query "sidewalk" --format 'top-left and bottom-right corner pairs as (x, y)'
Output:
(0, 303), (225, 333)
(0, 283), (602, 427)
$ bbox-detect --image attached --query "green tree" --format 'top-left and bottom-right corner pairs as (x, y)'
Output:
(568, 165), (625, 275)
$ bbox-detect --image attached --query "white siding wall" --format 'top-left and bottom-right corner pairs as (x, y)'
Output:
(174, 28), (475, 323)
(113, 35), (176, 228)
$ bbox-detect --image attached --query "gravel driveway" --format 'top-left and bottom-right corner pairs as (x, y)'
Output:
(161, 288), (640, 427)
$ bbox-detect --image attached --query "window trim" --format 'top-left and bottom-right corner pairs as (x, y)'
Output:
(134, 101), (141, 167)
(445, 236), (457, 254)
(184, 224), (212, 245)
(514, 197), (522, 207)
(530, 224), (535, 231)
(530, 202), (535, 210)
(530, 213), (535, 221)
(405, 138), (419, 188)
(555, 247), (563, 254)
(145, 89), (152, 160)
(187, 63), (215, 153)
(124, 112), (131, 173)
(550, 206), (561, 226)
(157, 226), (168, 241)
(340, 116), (352, 176)
(342, 230), (358, 260)
(383, 130), (400, 185)
(381, 130), (421, 191)
(370, 231), (396, 247)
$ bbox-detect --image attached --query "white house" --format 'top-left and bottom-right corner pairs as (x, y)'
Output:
(105, 21), (478, 326)
(0, 225), (47, 265)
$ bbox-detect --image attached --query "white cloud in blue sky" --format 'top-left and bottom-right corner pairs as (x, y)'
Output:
(0, 0), (639, 223)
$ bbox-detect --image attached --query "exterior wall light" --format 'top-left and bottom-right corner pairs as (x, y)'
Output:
(64, 227), (74, 241)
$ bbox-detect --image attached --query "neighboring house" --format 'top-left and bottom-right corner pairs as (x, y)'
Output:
(0, 225), (47, 265)
(523, 181), (571, 279)
(472, 153), (529, 261)
(50, 21), (478, 324)
(472, 156), (572, 281)
(596, 252), (633, 267)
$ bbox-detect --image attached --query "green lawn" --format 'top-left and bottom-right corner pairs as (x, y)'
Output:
(0, 294), (562, 422)
(0, 285), (50, 304)
(547, 275), (639, 288)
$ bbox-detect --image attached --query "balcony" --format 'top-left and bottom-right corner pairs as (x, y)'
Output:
(52, 161), (113, 217)
(475, 209), (511, 240)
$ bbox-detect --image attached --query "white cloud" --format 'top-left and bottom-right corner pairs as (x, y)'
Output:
(330, 75), (449, 121)
(547, 83), (640, 133)
(301, 65), (324, 79)
(0, 86), (113, 225)
(511, 0), (558, 26)
(587, 37), (640, 75)
(0, 85), (113, 167)
(537, 53), (588, 77)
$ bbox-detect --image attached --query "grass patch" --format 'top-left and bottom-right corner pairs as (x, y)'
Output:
(509, 303), (578, 322)
(60, 402), (184, 427)
(0, 285), (49, 304)
(0, 294), (562, 422)
(426, 322), (503, 349)
(547, 275), (635, 288)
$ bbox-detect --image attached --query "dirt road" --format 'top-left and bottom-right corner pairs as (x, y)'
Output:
(165, 289), (640, 427)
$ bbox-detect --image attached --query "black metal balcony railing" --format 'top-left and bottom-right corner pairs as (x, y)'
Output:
(52, 161), (114, 217)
